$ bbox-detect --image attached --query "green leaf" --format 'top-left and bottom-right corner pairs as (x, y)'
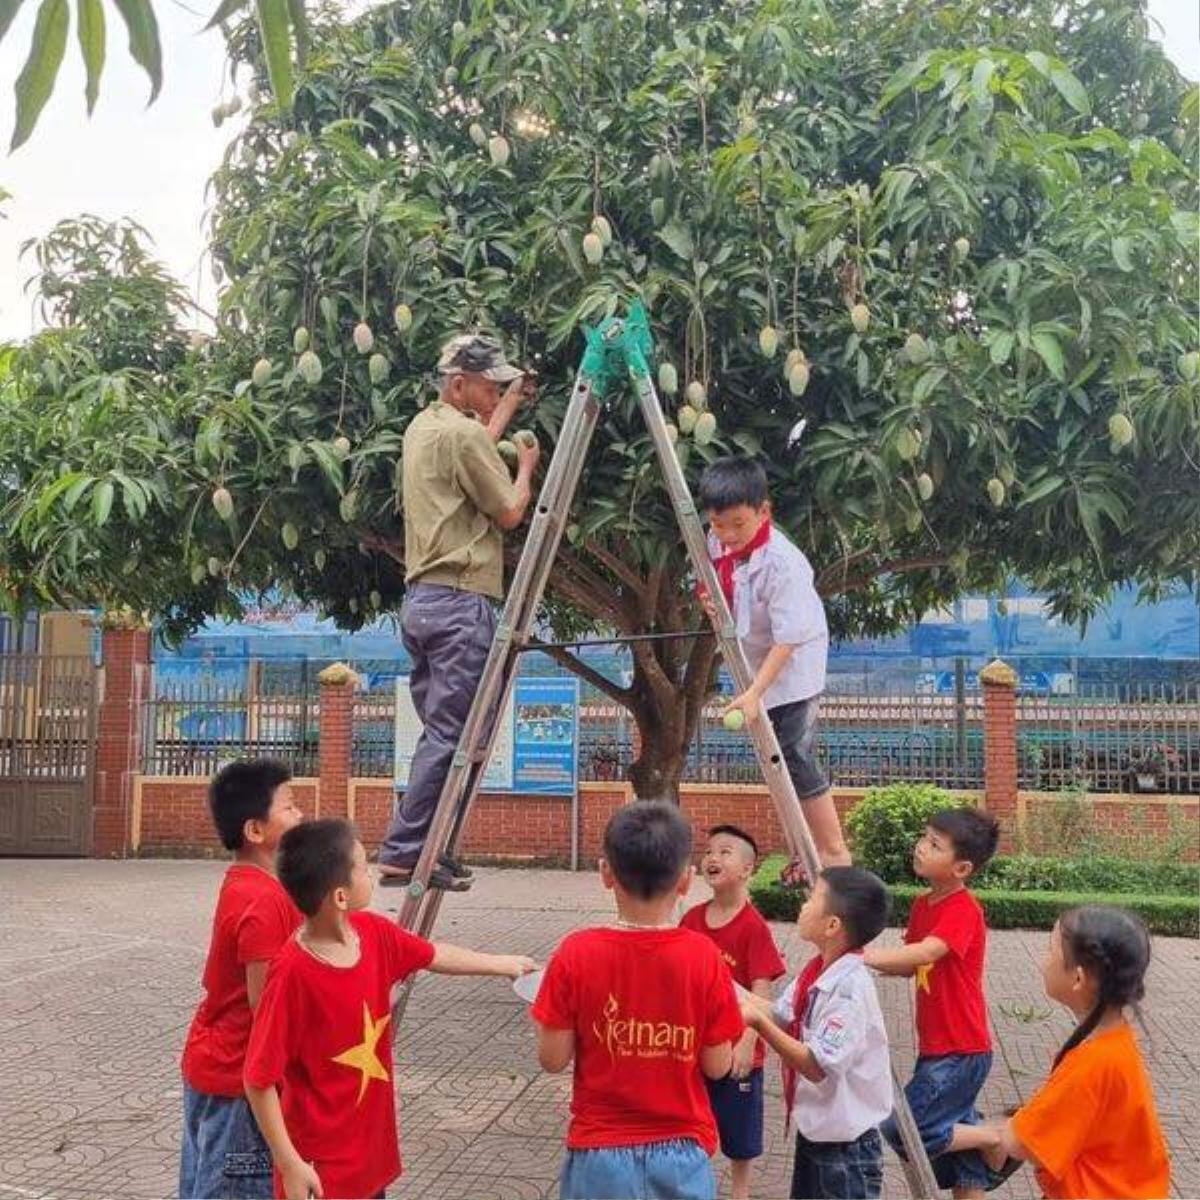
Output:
(111, 0), (161, 101)
(1110, 236), (1134, 272)
(971, 57), (995, 106)
(1031, 331), (1065, 380)
(656, 220), (694, 260)
(91, 477), (114, 527)
(1, 0), (24, 42)
(10, 0), (69, 151)
(989, 331), (1015, 365)
(204, 0), (244, 30)
(913, 366), (946, 402)
(76, 0), (103, 113)
(254, 0), (294, 112)
(35, 470), (86, 518)
(62, 474), (93, 513)
(1017, 474), (1065, 507)
(1048, 65), (1090, 115)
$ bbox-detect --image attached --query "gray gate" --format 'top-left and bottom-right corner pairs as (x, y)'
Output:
(0, 654), (98, 856)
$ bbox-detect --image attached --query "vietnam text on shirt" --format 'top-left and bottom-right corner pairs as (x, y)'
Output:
(771, 953), (892, 1142)
(706, 525), (828, 708)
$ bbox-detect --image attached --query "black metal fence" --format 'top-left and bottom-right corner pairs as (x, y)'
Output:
(136, 656), (1200, 795)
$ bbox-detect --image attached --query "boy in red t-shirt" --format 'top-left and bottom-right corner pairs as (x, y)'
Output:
(864, 807), (1000, 1199)
(245, 819), (536, 1200)
(532, 801), (745, 1200)
(680, 824), (786, 1200)
(180, 759), (305, 1200)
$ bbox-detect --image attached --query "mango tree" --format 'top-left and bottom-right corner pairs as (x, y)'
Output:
(3, 0), (1197, 798)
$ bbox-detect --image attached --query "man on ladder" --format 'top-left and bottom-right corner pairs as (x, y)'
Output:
(377, 334), (539, 891)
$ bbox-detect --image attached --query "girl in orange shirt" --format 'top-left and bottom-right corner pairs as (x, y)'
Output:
(980, 905), (1170, 1199)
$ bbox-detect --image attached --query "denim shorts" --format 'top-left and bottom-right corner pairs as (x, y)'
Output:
(768, 698), (830, 800)
(706, 1068), (764, 1161)
(560, 1138), (715, 1200)
(791, 1127), (883, 1200)
(881, 1052), (993, 1192)
(179, 1081), (272, 1199)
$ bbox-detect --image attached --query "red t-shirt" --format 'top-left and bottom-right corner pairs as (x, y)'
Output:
(243, 911), (435, 1200)
(182, 864), (302, 1097)
(680, 900), (786, 1068)
(531, 926), (745, 1153)
(905, 888), (991, 1055)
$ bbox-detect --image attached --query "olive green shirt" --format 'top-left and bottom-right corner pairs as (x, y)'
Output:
(402, 400), (519, 599)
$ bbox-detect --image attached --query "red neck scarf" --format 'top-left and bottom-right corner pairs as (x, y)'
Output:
(782, 949), (861, 1129)
(712, 519), (771, 608)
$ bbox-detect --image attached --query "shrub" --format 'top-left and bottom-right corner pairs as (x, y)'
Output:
(977, 855), (1198, 896)
(845, 783), (971, 883)
(750, 856), (1200, 938)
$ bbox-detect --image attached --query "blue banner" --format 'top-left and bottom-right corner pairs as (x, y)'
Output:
(512, 677), (579, 795)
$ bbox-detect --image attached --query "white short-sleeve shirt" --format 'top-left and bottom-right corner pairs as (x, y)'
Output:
(707, 525), (829, 708)
(771, 953), (893, 1143)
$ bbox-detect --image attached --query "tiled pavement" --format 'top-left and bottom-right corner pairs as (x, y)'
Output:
(0, 860), (1196, 1199)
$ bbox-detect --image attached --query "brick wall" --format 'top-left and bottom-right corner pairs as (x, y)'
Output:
(134, 778), (321, 855)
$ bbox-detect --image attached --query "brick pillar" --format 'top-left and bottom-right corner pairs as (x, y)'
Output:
(981, 658), (1019, 851)
(93, 625), (151, 856)
(317, 663), (357, 820)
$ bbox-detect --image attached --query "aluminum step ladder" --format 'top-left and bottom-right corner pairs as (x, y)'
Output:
(390, 301), (941, 1197)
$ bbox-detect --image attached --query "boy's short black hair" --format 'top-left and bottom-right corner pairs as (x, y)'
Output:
(697, 456), (769, 512)
(708, 823), (759, 860)
(603, 801), (693, 900)
(277, 818), (358, 916)
(928, 807), (1001, 874)
(208, 759), (292, 851)
(820, 866), (891, 948)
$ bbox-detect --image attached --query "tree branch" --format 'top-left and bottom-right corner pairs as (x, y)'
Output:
(586, 540), (648, 599)
(526, 640), (634, 707)
(821, 555), (950, 597)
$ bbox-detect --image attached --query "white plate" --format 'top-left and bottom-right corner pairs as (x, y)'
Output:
(512, 967), (545, 1004)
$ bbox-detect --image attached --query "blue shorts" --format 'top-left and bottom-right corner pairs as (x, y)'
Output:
(882, 1052), (993, 1192)
(179, 1081), (273, 1199)
(560, 1138), (715, 1200)
(706, 1068), (765, 1161)
(791, 1128), (883, 1200)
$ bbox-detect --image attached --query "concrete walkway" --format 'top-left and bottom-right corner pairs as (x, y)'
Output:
(0, 860), (1196, 1199)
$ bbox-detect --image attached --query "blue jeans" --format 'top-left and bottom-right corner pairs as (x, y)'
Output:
(179, 1082), (272, 1199)
(882, 1052), (993, 1192)
(560, 1139), (715, 1200)
(791, 1128), (883, 1200)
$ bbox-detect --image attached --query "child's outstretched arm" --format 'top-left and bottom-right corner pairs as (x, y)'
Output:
(741, 1001), (825, 1081)
(725, 644), (795, 724)
(245, 1083), (323, 1199)
(429, 943), (538, 978)
(863, 935), (949, 977)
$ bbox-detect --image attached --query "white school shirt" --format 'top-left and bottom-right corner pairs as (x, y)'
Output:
(771, 953), (893, 1142)
(707, 525), (828, 708)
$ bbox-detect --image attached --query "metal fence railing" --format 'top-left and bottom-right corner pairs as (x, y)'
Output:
(577, 690), (986, 789)
(139, 656), (1200, 795)
(1017, 683), (1200, 795)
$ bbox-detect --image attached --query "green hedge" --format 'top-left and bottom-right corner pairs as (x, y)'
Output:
(976, 854), (1199, 896)
(750, 857), (1200, 938)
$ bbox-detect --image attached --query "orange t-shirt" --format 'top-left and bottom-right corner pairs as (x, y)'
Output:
(1012, 1023), (1169, 1199)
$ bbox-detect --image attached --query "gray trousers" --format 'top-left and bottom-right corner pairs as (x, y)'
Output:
(380, 583), (497, 867)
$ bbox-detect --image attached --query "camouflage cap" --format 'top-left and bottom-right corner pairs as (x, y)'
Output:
(436, 333), (523, 382)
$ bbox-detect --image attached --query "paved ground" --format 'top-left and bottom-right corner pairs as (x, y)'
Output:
(0, 860), (1197, 1200)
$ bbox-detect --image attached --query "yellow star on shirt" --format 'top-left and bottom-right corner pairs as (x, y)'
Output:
(331, 1001), (391, 1104)
(914, 963), (933, 993)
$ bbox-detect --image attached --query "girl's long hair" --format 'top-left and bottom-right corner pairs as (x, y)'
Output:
(1053, 905), (1151, 1068)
